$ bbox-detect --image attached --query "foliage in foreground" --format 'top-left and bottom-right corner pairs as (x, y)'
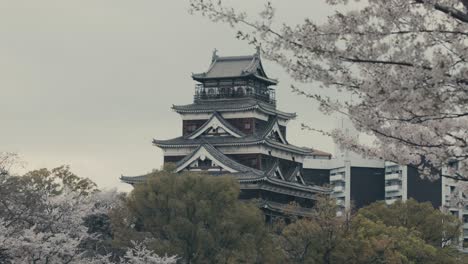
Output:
(0, 152), (466, 263)
(0, 154), (176, 264)
(115, 168), (466, 264)
(277, 197), (465, 264)
(112, 168), (282, 264)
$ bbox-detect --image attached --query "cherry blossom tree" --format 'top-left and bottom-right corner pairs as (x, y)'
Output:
(189, 0), (468, 181)
(0, 162), (175, 264)
(0, 152), (21, 176)
(85, 241), (178, 264)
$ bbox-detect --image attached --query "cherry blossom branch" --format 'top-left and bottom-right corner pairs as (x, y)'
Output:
(414, 0), (468, 23)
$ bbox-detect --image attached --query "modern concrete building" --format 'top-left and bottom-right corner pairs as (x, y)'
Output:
(384, 162), (442, 208)
(440, 161), (468, 250)
(304, 156), (385, 214)
(304, 154), (468, 250)
(303, 116), (386, 214)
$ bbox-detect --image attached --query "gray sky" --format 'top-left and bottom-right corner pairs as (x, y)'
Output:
(1, 0), (346, 191)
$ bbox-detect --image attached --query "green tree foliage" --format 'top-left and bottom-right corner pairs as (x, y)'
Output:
(0, 165), (96, 231)
(278, 197), (464, 264)
(112, 169), (282, 264)
(23, 165), (98, 195)
(336, 215), (454, 264)
(357, 199), (461, 247)
(278, 197), (345, 264)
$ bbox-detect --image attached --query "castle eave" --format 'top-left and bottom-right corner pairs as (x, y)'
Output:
(172, 98), (296, 120)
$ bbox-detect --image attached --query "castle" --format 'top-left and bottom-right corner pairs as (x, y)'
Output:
(121, 49), (332, 219)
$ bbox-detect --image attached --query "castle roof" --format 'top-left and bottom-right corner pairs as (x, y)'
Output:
(121, 142), (330, 198)
(153, 116), (326, 156)
(172, 98), (297, 120)
(192, 52), (278, 85)
(185, 112), (246, 139)
(174, 143), (264, 176)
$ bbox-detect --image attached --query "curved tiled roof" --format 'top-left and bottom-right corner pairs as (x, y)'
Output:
(240, 177), (330, 197)
(121, 142), (329, 194)
(172, 98), (297, 120)
(175, 143), (264, 176)
(260, 116), (288, 144)
(257, 200), (315, 217)
(265, 160), (281, 177)
(153, 136), (315, 155)
(154, 114), (317, 155)
(286, 165), (302, 182)
(185, 112), (246, 139)
(120, 174), (149, 184)
(192, 53), (278, 85)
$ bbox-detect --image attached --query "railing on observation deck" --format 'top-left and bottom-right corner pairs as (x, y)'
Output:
(194, 84), (276, 106)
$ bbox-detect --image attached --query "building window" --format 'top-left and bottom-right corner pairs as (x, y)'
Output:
(448, 161), (459, 170)
(250, 158), (257, 167)
(187, 124), (197, 132)
(450, 186), (456, 194)
(244, 122), (251, 130)
(198, 159), (212, 168)
(463, 215), (468, 223)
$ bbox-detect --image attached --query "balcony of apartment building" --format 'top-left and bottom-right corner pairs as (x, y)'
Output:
(464, 229), (468, 239)
(462, 215), (468, 230)
(463, 241), (468, 252)
(333, 191), (346, 198)
(385, 183), (401, 193)
(336, 198), (345, 207)
(333, 185), (345, 192)
(385, 164), (400, 173)
(444, 185), (457, 205)
(330, 172), (345, 182)
(385, 172), (402, 181)
(332, 182), (346, 198)
(385, 195), (402, 205)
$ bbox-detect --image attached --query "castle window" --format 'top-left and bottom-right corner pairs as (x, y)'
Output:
(250, 159), (257, 167)
(244, 122), (251, 130)
(198, 159), (212, 168)
(236, 87), (245, 96)
(187, 124), (197, 132)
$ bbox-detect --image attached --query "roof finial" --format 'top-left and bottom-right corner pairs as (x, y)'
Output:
(212, 48), (218, 62)
(255, 45), (261, 57)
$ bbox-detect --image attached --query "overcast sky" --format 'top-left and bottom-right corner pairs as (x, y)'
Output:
(1, 1), (351, 191)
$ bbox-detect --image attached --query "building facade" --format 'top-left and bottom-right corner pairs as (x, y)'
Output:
(384, 162), (442, 207)
(304, 156), (385, 215)
(440, 161), (468, 250)
(305, 155), (467, 250)
(121, 50), (332, 218)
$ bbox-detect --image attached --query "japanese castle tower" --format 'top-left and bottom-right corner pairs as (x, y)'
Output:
(122, 49), (331, 218)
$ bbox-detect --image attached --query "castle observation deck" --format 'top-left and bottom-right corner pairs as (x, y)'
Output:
(192, 49), (277, 106)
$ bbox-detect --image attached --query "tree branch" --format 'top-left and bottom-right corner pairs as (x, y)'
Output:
(415, 0), (468, 23)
